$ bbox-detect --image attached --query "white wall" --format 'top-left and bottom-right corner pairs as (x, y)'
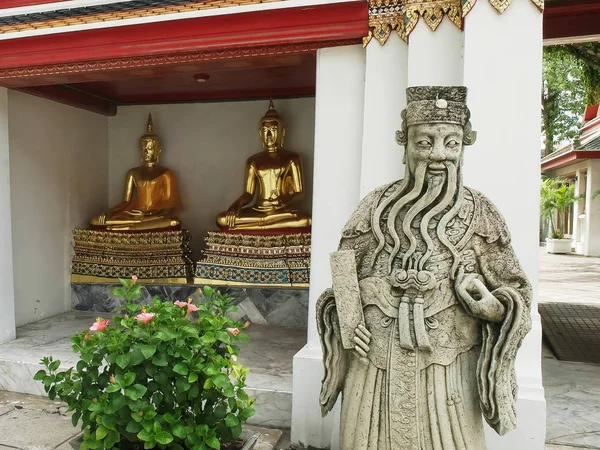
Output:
(108, 99), (315, 257)
(8, 91), (108, 326)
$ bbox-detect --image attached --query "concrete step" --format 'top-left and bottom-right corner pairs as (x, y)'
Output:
(0, 311), (306, 429)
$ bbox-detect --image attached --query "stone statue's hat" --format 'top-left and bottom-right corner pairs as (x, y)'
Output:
(405, 86), (469, 127)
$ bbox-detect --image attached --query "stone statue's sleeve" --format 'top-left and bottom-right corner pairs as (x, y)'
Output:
(316, 187), (383, 416)
(473, 194), (532, 436)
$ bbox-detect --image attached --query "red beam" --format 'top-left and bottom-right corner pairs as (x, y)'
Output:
(0, 0), (69, 8)
(541, 150), (600, 172)
(14, 85), (117, 116)
(0, 2), (367, 70)
(544, 0), (600, 41)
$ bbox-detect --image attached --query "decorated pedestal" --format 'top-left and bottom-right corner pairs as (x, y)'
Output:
(195, 231), (310, 287)
(71, 229), (193, 284)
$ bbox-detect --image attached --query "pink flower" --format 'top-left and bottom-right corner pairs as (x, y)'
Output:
(174, 300), (198, 314)
(89, 318), (109, 332)
(131, 275), (138, 284)
(109, 375), (116, 384)
(226, 327), (240, 337)
(135, 312), (155, 324)
(84, 333), (90, 341)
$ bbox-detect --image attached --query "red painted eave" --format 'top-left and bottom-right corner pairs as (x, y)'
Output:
(544, 0), (600, 41)
(541, 150), (600, 172)
(0, 2), (367, 71)
(0, 0), (68, 8)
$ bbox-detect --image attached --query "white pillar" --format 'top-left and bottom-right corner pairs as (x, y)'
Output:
(573, 169), (585, 253)
(291, 44), (365, 449)
(462, 2), (546, 448)
(584, 159), (600, 256)
(0, 88), (16, 344)
(407, 19), (464, 86)
(359, 36), (407, 197)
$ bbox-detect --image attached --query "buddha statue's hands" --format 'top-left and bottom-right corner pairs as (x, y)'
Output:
(225, 206), (240, 228)
(97, 214), (107, 225)
(454, 267), (506, 323)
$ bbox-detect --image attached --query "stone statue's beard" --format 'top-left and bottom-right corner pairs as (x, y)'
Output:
(372, 161), (463, 276)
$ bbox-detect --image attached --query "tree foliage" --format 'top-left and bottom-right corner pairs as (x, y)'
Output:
(542, 44), (600, 156)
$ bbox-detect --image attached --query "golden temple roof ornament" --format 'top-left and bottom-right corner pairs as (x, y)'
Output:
(364, 0), (544, 46)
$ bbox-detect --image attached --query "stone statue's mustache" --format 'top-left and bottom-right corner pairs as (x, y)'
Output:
(372, 160), (463, 275)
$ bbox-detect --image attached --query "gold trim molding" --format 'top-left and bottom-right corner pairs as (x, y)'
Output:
(364, 0), (544, 46)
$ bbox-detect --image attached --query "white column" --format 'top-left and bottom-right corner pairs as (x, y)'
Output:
(573, 170), (585, 253)
(359, 36), (407, 197)
(463, 2), (546, 449)
(0, 87), (16, 344)
(584, 159), (600, 256)
(407, 19), (464, 86)
(291, 44), (365, 449)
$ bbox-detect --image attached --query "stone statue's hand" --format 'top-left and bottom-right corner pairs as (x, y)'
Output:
(353, 324), (371, 359)
(455, 269), (506, 323)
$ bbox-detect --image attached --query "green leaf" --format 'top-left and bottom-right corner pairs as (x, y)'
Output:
(137, 430), (153, 442)
(124, 384), (147, 401)
(176, 378), (191, 392)
(173, 363), (189, 376)
(225, 414), (239, 427)
(178, 347), (192, 360)
(144, 440), (156, 449)
(110, 394), (126, 412)
(230, 423), (242, 438)
(116, 354), (130, 370)
(213, 405), (227, 420)
(155, 431), (174, 445)
(171, 424), (186, 439)
(140, 345), (157, 359)
(238, 407), (255, 422)
(33, 370), (46, 381)
(203, 286), (214, 298)
(206, 435), (220, 449)
(126, 421), (142, 433)
(155, 329), (178, 341)
(188, 372), (199, 383)
(49, 360), (60, 372)
(201, 332), (216, 344)
(152, 352), (168, 367)
(71, 411), (82, 427)
(211, 374), (229, 389)
(106, 384), (121, 394)
(237, 389), (249, 401)
(121, 372), (136, 387)
(216, 331), (230, 343)
(105, 430), (120, 449)
(129, 349), (146, 366)
(95, 425), (108, 440)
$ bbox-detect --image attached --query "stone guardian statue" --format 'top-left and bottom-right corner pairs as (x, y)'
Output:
(317, 86), (532, 450)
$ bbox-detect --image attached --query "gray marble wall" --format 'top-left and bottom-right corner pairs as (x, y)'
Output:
(71, 283), (309, 328)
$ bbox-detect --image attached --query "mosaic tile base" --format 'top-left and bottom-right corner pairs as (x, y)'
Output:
(71, 283), (308, 328)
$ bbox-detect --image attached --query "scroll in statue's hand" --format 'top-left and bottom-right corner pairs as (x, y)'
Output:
(455, 268), (506, 323)
(353, 324), (371, 362)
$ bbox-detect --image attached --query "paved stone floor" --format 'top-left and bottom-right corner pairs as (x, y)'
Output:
(539, 247), (600, 305)
(539, 246), (600, 449)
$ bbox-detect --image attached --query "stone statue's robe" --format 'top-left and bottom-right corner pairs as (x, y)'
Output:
(317, 181), (532, 450)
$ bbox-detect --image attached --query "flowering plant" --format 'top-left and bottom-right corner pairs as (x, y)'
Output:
(35, 278), (254, 450)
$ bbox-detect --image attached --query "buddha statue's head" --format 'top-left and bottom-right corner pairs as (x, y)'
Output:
(259, 99), (286, 151)
(139, 114), (162, 166)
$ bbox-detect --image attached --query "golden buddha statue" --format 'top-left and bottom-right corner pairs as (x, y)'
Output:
(216, 100), (311, 231)
(91, 115), (182, 231)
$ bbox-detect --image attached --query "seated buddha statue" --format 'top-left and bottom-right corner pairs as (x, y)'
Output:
(216, 100), (312, 231)
(91, 115), (182, 231)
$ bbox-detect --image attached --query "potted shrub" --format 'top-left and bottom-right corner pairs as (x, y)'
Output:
(540, 177), (580, 254)
(34, 277), (255, 450)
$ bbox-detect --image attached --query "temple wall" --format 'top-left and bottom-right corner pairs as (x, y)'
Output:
(8, 91), (108, 326)
(108, 98), (315, 257)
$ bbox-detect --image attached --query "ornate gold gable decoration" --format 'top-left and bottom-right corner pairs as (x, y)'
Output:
(364, 0), (544, 46)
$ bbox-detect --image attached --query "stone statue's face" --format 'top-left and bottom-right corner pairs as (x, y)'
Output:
(406, 123), (464, 175)
(260, 120), (284, 150)
(140, 138), (161, 164)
